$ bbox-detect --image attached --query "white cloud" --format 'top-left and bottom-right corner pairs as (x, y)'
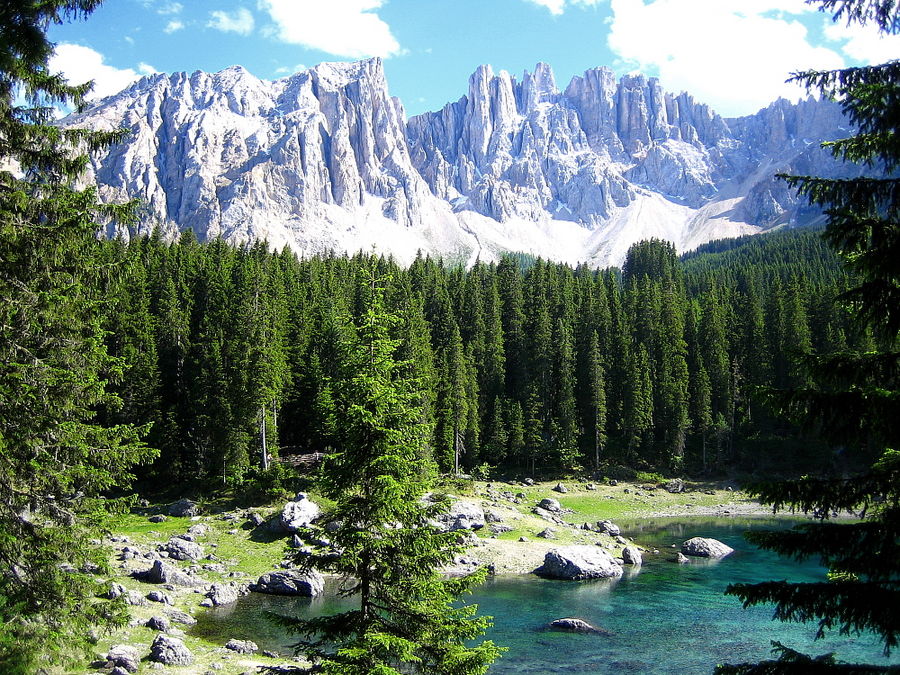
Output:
(158, 2), (183, 15)
(524, 0), (608, 13)
(258, 0), (402, 58)
(606, 0), (845, 116)
(824, 19), (900, 64)
(274, 63), (308, 75)
(164, 19), (184, 33)
(207, 8), (255, 35)
(49, 43), (155, 101)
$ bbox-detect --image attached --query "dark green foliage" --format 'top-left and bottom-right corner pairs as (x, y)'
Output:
(276, 268), (501, 674)
(0, 2), (154, 670)
(716, 2), (900, 672)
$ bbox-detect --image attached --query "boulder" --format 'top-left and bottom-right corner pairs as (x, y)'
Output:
(537, 546), (624, 580)
(148, 514), (167, 523)
(484, 509), (504, 524)
(187, 523), (209, 537)
(168, 499), (199, 518)
(279, 493), (321, 532)
(532, 506), (561, 523)
(166, 610), (197, 626)
(548, 618), (611, 635)
(489, 523), (512, 534)
(125, 590), (147, 606)
(164, 536), (204, 561)
(104, 582), (127, 599)
(672, 552), (690, 564)
(681, 537), (734, 558)
(134, 559), (206, 587)
(147, 590), (172, 604)
(250, 569), (324, 596)
(434, 500), (485, 532)
(537, 527), (556, 539)
(106, 644), (139, 673)
(247, 512), (265, 527)
(146, 615), (170, 632)
(597, 520), (621, 536)
(206, 582), (240, 607)
(225, 638), (258, 654)
(552, 483), (568, 493)
(665, 478), (685, 493)
(149, 634), (193, 666)
(537, 498), (562, 512)
(622, 545), (642, 566)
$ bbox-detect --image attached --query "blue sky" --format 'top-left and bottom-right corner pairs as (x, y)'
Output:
(48, 0), (898, 119)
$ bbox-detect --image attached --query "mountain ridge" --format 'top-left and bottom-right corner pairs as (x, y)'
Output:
(64, 57), (855, 267)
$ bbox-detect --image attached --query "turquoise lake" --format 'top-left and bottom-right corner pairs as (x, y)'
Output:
(192, 518), (899, 673)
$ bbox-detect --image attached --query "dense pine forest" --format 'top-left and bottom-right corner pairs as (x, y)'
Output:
(95, 227), (866, 493)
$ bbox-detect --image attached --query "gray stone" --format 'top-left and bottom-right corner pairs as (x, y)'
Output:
(489, 523), (512, 534)
(537, 546), (624, 580)
(206, 582), (240, 607)
(247, 512), (265, 527)
(537, 528), (556, 539)
(107, 644), (140, 673)
(168, 499), (200, 518)
(146, 615), (170, 632)
(549, 618), (611, 635)
(111, 666), (130, 675)
(484, 509), (504, 524)
(125, 590), (147, 606)
(166, 609), (197, 626)
(148, 514), (167, 523)
(552, 483), (568, 493)
(434, 500), (485, 532)
(597, 520), (621, 536)
(621, 545), (642, 566)
(537, 498), (562, 513)
(147, 590), (172, 604)
(279, 494), (321, 532)
(665, 478), (685, 494)
(135, 559), (206, 587)
(149, 634), (193, 666)
(250, 569), (324, 596)
(225, 638), (259, 654)
(164, 536), (204, 561)
(105, 582), (127, 599)
(187, 523), (209, 537)
(681, 537), (734, 558)
(673, 552), (690, 564)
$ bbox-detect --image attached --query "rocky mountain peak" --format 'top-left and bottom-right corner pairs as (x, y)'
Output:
(64, 59), (853, 268)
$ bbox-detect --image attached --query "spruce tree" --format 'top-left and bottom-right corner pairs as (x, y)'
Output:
(0, 2), (154, 670)
(280, 268), (500, 674)
(716, 2), (900, 672)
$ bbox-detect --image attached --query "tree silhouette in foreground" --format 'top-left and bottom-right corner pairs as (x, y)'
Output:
(715, 1), (900, 672)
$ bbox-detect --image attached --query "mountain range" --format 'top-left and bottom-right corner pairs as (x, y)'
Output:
(64, 57), (855, 267)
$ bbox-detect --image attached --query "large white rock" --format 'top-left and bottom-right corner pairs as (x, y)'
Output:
(538, 546), (624, 580)
(681, 537), (734, 558)
(280, 493), (321, 532)
(149, 635), (193, 666)
(250, 569), (324, 596)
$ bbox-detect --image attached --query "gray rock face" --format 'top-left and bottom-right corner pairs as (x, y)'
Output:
(149, 634), (193, 666)
(681, 537), (734, 558)
(107, 644), (139, 673)
(280, 493), (321, 532)
(537, 546), (624, 580)
(549, 618), (611, 635)
(168, 499), (199, 517)
(251, 569), (324, 596)
(63, 59), (855, 270)
(434, 500), (486, 532)
(164, 536), (204, 561)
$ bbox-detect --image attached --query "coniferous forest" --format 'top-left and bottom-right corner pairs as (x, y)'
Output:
(95, 227), (866, 494)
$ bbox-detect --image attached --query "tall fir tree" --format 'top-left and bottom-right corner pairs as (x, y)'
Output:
(0, 3), (154, 670)
(717, 1), (900, 672)
(279, 268), (500, 674)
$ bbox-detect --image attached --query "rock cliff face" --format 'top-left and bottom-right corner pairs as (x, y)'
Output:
(63, 58), (853, 267)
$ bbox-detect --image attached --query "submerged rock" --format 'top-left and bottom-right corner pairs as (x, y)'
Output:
(681, 537), (734, 558)
(621, 545), (642, 566)
(549, 618), (611, 635)
(537, 546), (624, 580)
